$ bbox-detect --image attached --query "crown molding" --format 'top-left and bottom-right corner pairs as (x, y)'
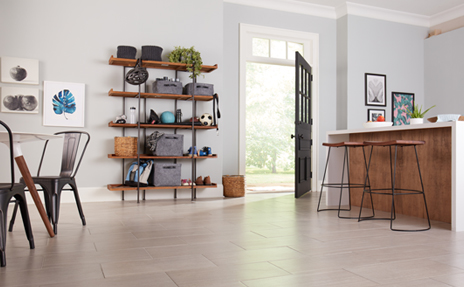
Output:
(342, 2), (430, 27)
(224, 0), (336, 19)
(430, 3), (464, 27)
(225, 0), (464, 28)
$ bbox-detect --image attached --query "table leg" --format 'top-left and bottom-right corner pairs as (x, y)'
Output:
(15, 155), (55, 238)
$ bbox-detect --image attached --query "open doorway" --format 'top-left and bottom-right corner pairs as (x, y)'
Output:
(239, 23), (320, 193)
(245, 63), (295, 193)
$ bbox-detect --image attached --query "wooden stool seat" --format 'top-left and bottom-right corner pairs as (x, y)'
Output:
(364, 140), (425, 146)
(323, 142), (366, 147)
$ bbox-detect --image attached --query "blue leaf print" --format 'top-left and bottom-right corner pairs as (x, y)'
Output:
(52, 89), (76, 120)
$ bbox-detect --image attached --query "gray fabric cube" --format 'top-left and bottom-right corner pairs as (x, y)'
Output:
(153, 134), (183, 156)
(153, 80), (183, 95)
(183, 83), (214, 96)
(152, 163), (181, 186)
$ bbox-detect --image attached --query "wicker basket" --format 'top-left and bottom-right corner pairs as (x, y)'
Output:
(222, 175), (245, 197)
(114, 137), (137, 156)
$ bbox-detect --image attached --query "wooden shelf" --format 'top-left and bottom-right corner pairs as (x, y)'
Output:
(109, 56), (218, 73)
(108, 154), (217, 159)
(108, 122), (218, 129)
(107, 183), (217, 191)
(108, 89), (214, 101)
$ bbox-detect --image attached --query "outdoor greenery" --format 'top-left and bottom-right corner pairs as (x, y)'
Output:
(246, 62), (295, 174)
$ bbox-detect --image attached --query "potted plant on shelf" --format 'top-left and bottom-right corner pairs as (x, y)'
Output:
(407, 103), (436, 124)
(168, 46), (203, 79)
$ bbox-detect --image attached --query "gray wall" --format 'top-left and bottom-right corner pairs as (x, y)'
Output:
(345, 16), (429, 129)
(0, 0), (224, 200)
(425, 27), (464, 115)
(336, 16), (348, 130)
(223, 3), (337, 177)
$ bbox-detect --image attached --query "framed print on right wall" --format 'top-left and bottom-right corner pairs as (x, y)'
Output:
(392, 92), (414, 126)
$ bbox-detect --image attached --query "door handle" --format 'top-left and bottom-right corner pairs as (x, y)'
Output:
(291, 134), (304, 139)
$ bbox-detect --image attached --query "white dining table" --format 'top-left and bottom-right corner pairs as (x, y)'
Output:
(0, 131), (61, 237)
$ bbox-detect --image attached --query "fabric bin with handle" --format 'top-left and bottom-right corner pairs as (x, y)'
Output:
(153, 134), (183, 156)
(153, 80), (183, 95)
(150, 163), (182, 186)
(183, 83), (214, 96)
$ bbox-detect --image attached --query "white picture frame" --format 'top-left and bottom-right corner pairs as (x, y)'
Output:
(43, 81), (85, 127)
(1, 87), (39, 114)
(1, 57), (39, 85)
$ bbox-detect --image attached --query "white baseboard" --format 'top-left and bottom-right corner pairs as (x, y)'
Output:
(24, 184), (224, 204)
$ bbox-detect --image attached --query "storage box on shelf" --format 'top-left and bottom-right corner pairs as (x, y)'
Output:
(107, 55), (218, 201)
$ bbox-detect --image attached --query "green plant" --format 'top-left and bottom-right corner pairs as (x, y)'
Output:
(168, 46), (203, 79)
(407, 103), (436, 118)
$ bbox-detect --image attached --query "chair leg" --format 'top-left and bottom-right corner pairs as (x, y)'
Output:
(0, 209), (5, 267)
(51, 192), (61, 235)
(8, 200), (19, 232)
(69, 181), (86, 226)
(16, 195), (35, 249)
(317, 147), (331, 212)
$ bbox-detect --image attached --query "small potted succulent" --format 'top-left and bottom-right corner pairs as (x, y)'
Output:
(168, 46), (203, 79)
(407, 103), (436, 124)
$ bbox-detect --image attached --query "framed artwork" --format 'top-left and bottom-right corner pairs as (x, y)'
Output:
(368, 109), (385, 122)
(43, 81), (85, 127)
(392, 92), (414, 126)
(365, 73), (386, 106)
(1, 87), (39, 114)
(1, 57), (39, 85)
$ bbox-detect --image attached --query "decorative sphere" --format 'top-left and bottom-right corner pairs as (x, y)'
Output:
(160, 111), (175, 123)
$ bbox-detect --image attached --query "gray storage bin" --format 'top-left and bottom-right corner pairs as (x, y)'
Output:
(152, 163), (181, 186)
(183, 83), (214, 96)
(153, 80), (183, 95)
(153, 134), (183, 156)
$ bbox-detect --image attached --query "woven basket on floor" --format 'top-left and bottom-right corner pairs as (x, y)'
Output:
(114, 136), (137, 156)
(222, 175), (245, 197)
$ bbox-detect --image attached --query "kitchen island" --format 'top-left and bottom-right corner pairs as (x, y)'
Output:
(326, 121), (464, 231)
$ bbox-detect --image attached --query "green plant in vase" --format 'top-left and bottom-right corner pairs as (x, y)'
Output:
(168, 46), (203, 79)
(407, 103), (436, 118)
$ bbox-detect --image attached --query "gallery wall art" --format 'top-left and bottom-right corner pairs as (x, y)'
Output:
(1, 87), (39, 113)
(392, 92), (414, 126)
(43, 81), (85, 127)
(365, 73), (386, 106)
(1, 57), (39, 85)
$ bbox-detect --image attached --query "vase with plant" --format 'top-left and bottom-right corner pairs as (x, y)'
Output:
(407, 103), (436, 124)
(168, 46), (203, 79)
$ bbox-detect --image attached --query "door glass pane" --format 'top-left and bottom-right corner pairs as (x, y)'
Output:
(270, 40), (286, 59)
(252, 38), (269, 57)
(288, 42), (304, 60)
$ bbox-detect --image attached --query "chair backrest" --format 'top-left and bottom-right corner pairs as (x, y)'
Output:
(37, 131), (90, 178)
(0, 120), (15, 189)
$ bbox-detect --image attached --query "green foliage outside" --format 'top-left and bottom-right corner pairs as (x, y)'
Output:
(245, 62), (295, 175)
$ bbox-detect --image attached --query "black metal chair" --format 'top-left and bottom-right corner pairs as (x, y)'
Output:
(10, 131), (90, 235)
(0, 120), (34, 267)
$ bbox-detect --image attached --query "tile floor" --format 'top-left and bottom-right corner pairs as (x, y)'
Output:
(2, 191), (464, 286)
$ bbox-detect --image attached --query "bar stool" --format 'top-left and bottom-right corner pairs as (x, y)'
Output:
(317, 142), (374, 219)
(358, 140), (431, 232)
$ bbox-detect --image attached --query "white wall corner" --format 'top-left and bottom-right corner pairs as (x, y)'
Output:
(224, 0), (336, 19)
(430, 3), (464, 27)
(344, 2), (430, 27)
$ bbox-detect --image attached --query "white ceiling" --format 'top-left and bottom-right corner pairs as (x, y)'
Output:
(296, 0), (464, 17)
